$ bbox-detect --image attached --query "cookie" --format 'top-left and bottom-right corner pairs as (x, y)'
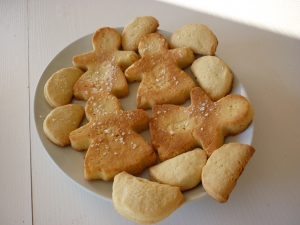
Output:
(191, 56), (233, 101)
(43, 104), (85, 147)
(150, 87), (254, 161)
(149, 148), (207, 191)
(202, 143), (255, 203)
(69, 93), (156, 181)
(112, 171), (185, 224)
(44, 67), (84, 108)
(122, 16), (159, 51)
(72, 27), (139, 101)
(170, 24), (218, 55)
(125, 33), (196, 109)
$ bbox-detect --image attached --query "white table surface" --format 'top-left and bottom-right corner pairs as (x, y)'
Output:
(1, 0), (300, 224)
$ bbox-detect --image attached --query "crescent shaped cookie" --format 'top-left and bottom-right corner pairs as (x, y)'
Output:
(122, 16), (159, 51)
(170, 24), (218, 55)
(149, 148), (207, 191)
(202, 143), (255, 203)
(43, 104), (85, 147)
(113, 171), (184, 224)
(44, 67), (84, 108)
(191, 56), (233, 101)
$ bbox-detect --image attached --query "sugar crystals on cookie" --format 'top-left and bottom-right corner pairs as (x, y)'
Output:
(72, 27), (139, 101)
(69, 92), (156, 181)
(125, 33), (196, 109)
(150, 87), (254, 161)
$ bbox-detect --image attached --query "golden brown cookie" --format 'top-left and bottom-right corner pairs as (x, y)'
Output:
(122, 16), (159, 51)
(72, 27), (139, 101)
(112, 171), (184, 224)
(150, 87), (254, 161)
(170, 24), (218, 55)
(202, 143), (255, 203)
(69, 93), (156, 181)
(149, 148), (207, 191)
(191, 56), (233, 101)
(43, 104), (85, 147)
(44, 67), (84, 108)
(125, 33), (196, 109)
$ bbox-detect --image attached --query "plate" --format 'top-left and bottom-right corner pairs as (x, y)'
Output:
(34, 27), (254, 203)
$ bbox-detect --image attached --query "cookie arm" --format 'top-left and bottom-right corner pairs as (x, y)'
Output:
(72, 52), (94, 71)
(123, 109), (150, 133)
(115, 51), (139, 71)
(69, 123), (93, 151)
(124, 60), (145, 82)
(170, 48), (195, 69)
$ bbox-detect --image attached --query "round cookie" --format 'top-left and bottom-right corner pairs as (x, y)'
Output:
(191, 56), (233, 101)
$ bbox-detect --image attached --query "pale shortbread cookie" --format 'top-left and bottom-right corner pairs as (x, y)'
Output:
(202, 143), (255, 203)
(44, 67), (84, 108)
(125, 33), (196, 109)
(170, 24), (218, 55)
(122, 16), (159, 51)
(69, 93), (156, 181)
(72, 27), (139, 101)
(113, 171), (185, 224)
(150, 87), (254, 161)
(149, 148), (207, 191)
(191, 56), (233, 101)
(43, 104), (85, 147)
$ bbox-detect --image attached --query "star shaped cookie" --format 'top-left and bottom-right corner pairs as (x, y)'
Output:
(149, 87), (254, 161)
(125, 33), (196, 109)
(72, 27), (139, 101)
(69, 93), (156, 181)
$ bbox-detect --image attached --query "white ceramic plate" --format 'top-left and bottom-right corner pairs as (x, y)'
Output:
(34, 27), (254, 203)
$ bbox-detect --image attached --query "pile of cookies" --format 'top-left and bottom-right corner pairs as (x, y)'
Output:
(42, 16), (255, 224)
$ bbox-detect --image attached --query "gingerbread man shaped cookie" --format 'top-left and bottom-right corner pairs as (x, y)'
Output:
(69, 93), (156, 181)
(125, 33), (196, 109)
(72, 27), (139, 101)
(150, 87), (254, 161)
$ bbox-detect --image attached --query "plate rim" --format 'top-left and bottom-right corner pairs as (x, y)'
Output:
(34, 27), (254, 203)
